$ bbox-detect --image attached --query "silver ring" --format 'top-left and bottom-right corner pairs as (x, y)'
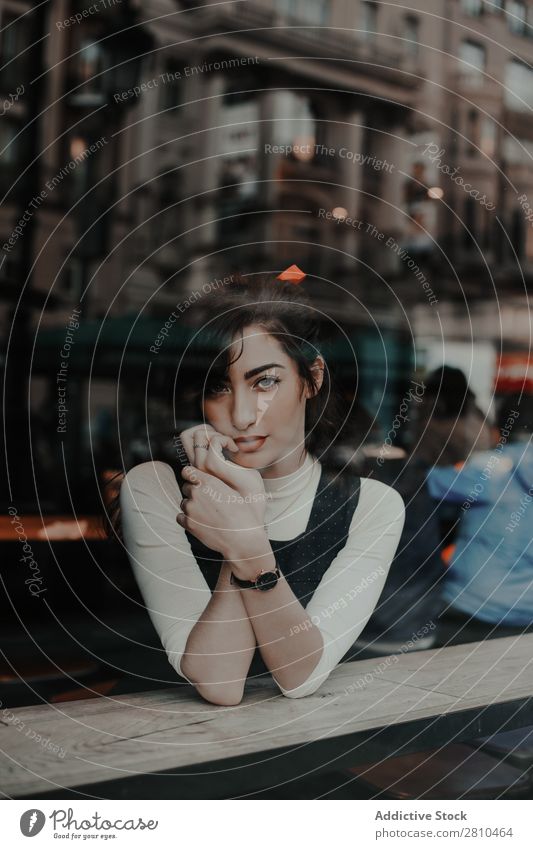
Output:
(193, 443), (209, 449)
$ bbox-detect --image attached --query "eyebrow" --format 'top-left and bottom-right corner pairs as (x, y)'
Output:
(243, 363), (286, 380)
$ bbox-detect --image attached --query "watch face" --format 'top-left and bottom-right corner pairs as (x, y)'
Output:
(256, 571), (279, 591)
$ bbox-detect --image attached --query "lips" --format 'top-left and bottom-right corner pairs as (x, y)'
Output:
(234, 436), (267, 452)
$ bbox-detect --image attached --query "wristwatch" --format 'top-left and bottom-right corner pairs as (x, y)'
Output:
(230, 563), (281, 591)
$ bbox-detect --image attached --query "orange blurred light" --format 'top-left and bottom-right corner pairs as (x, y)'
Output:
(332, 207), (348, 220)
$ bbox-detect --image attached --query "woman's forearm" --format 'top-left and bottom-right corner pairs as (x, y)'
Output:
(227, 545), (324, 693)
(179, 561), (257, 705)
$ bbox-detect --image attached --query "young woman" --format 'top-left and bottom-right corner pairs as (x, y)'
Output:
(118, 270), (405, 705)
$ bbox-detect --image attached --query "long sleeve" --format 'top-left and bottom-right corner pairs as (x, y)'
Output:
(274, 479), (405, 698)
(120, 460), (212, 682)
(426, 451), (514, 504)
(121, 460), (405, 699)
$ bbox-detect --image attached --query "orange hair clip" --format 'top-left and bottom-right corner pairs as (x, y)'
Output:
(276, 264), (306, 285)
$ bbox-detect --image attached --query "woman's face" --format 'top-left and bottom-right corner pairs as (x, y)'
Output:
(202, 324), (323, 478)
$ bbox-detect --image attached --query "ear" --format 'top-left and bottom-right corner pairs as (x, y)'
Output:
(307, 355), (325, 398)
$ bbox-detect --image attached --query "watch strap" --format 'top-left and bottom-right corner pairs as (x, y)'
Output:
(230, 564), (281, 590)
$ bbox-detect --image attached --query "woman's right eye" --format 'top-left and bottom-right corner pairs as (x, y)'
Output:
(207, 382), (230, 396)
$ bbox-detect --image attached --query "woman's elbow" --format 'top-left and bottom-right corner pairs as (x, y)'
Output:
(194, 682), (245, 706)
(178, 656), (245, 705)
(281, 688), (312, 699)
(275, 673), (327, 699)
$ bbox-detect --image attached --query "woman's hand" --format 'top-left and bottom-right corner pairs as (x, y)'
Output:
(179, 423), (243, 468)
(176, 431), (270, 562)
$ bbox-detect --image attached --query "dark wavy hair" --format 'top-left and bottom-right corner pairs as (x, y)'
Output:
(103, 271), (348, 541)
(180, 272), (346, 459)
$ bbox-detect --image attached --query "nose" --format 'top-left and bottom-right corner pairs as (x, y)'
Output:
(230, 385), (258, 431)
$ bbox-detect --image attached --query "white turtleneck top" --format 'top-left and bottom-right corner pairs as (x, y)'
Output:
(120, 453), (405, 698)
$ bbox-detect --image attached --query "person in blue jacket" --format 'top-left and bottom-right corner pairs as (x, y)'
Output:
(426, 393), (533, 627)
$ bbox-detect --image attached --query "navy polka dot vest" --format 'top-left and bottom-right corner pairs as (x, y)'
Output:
(174, 463), (361, 677)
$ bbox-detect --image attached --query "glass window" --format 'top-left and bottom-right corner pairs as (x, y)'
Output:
(405, 15), (419, 57)
(461, 0), (483, 14)
(502, 135), (533, 163)
(505, 59), (533, 111)
(460, 40), (486, 72)
(0, 122), (17, 166)
(0, 12), (26, 89)
(507, 1), (527, 34)
(526, 216), (533, 261)
(301, 0), (328, 25)
(511, 208), (524, 257)
(218, 91), (260, 201)
(272, 91), (317, 151)
(275, 0), (295, 17)
(160, 64), (182, 110)
(466, 109), (480, 155)
(0, 12), (25, 60)
(71, 36), (105, 94)
(464, 197), (478, 246)
(361, 1), (378, 41)
(528, 4), (533, 33)
(480, 117), (497, 157)
(459, 40), (486, 86)
(275, 0), (328, 24)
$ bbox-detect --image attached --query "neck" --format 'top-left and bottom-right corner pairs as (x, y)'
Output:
(260, 445), (309, 479)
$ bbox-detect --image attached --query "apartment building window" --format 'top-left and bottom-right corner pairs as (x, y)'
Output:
(506, 0), (528, 34)
(70, 36), (106, 100)
(160, 63), (182, 110)
(505, 59), (533, 111)
(0, 12), (26, 90)
(276, 0), (293, 16)
(503, 134), (533, 163)
(466, 109), (480, 155)
(361, 1), (378, 42)
(511, 208), (525, 258)
(0, 11), (23, 58)
(480, 117), (497, 157)
(272, 91), (317, 152)
(459, 40), (486, 85)
(218, 88), (260, 203)
(0, 122), (17, 167)
(464, 198), (478, 247)
(461, 0), (483, 15)
(527, 215), (533, 260)
(274, 0), (328, 24)
(0, 120), (18, 194)
(404, 15), (420, 58)
(481, 207), (493, 249)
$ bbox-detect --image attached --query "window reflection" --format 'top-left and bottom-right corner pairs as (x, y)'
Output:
(272, 91), (317, 152)
(361, 1), (378, 42)
(275, 0), (328, 25)
(505, 59), (533, 111)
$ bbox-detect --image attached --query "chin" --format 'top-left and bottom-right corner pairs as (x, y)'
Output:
(234, 455), (265, 469)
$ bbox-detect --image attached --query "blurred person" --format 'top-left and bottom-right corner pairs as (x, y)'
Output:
(351, 451), (444, 656)
(426, 393), (533, 628)
(412, 365), (493, 561)
(413, 365), (492, 468)
(111, 270), (405, 705)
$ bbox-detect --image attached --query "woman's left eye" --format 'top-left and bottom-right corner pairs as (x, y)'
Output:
(254, 376), (281, 390)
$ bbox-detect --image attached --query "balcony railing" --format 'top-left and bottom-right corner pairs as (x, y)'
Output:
(451, 71), (503, 104)
(182, 1), (419, 87)
(502, 108), (533, 141)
